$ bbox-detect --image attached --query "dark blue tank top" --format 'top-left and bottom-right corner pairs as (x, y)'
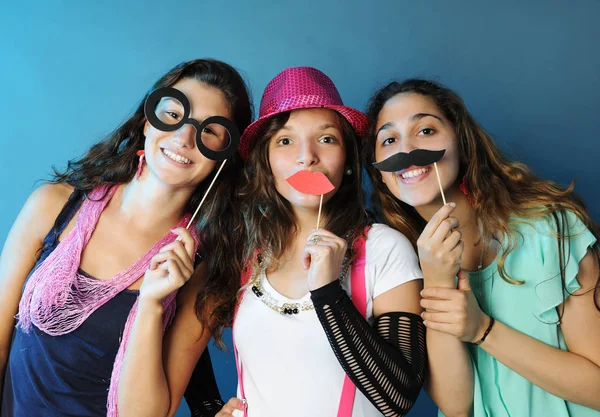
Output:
(1, 191), (138, 417)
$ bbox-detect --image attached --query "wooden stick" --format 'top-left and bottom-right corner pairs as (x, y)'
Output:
(184, 159), (227, 230)
(433, 162), (447, 205)
(316, 194), (324, 230)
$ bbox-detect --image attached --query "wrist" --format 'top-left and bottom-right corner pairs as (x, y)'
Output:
(310, 280), (344, 306)
(138, 296), (165, 314)
(473, 315), (494, 345)
(422, 273), (456, 289)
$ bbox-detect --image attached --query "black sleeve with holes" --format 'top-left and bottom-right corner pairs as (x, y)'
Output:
(310, 280), (427, 417)
(183, 349), (224, 417)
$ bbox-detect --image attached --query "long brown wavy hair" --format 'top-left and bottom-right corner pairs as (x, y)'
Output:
(364, 78), (600, 311)
(239, 110), (369, 274)
(51, 59), (253, 344)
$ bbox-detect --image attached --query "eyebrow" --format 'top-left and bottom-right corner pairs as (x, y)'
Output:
(159, 97), (182, 105)
(376, 113), (444, 136)
(318, 123), (339, 131)
(412, 113), (443, 122)
(376, 122), (395, 136)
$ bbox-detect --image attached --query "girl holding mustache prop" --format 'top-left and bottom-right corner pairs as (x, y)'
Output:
(365, 79), (600, 417)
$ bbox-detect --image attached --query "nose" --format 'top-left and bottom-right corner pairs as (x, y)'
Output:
(296, 139), (318, 167)
(399, 136), (418, 154)
(172, 123), (197, 149)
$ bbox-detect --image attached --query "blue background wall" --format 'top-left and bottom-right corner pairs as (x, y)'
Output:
(1, 1), (599, 415)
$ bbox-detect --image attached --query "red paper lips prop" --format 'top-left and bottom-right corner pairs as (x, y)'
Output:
(286, 171), (335, 195)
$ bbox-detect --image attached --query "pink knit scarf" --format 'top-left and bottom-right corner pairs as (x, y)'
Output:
(17, 185), (198, 416)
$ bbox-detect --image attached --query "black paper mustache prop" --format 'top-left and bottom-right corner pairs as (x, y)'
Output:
(372, 149), (445, 172)
(373, 148), (449, 205)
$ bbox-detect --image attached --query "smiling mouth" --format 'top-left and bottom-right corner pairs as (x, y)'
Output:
(398, 166), (430, 179)
(162, 148), (192, 165)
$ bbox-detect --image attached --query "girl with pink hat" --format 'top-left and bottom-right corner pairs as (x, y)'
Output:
(217, 67), (427, 417)
(364, 79), (600, 416)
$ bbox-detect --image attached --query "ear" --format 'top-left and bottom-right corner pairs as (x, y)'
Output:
(380, 170), (386, 185)
(143, 120), (149, 137)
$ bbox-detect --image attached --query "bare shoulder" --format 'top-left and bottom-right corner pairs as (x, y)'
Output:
(22, 183), (74, 241)
(31, 182), (74, 205)
(574, 249), (600, 294)
(0, 183), (75, 293)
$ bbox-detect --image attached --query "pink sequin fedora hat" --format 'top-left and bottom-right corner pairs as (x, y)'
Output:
(239, 67), (368, 159)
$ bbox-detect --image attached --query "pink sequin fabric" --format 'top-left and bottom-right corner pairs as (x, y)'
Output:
(238, 67), (369, 159)
(17, 185), (198, 416)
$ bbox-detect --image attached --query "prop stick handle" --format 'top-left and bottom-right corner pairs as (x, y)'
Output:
(433, 162), (447, 205)
(184, 159), (228, 231)
(316, 194), (324, 230)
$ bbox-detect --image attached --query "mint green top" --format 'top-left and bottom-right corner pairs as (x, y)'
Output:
(440, 211), (599, 417)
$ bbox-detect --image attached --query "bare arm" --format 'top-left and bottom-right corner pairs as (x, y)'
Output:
(421, 267), (474, 417)
(417, 204), (473, 417)
(422, 281), (473, 417)
(118, 232), (214, 417)
(0, 184), (72, 399)
(478, 250), (600, 410)
(422, 250), (600, 412)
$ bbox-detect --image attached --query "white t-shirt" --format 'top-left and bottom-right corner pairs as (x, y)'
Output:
(232, 224), (422, 417)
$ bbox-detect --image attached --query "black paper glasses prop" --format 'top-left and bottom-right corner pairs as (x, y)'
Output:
(145, 87), (241, 229)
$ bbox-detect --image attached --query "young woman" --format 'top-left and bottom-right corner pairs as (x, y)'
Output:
(217, 67), (427, 417)
(364, 78), (600, 416)
(0, 59), (252, 417)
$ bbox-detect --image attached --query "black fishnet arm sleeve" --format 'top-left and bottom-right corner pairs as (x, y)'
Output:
(184, 349), (225, 417)
(310, 280), (427, 417)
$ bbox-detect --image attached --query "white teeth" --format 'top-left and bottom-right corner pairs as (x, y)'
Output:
(400, 167), (429, 179)
(162, 149), (191, 164)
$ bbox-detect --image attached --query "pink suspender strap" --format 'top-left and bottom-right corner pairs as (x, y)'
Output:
(337, 234), (368, 417)
(233, 232), (368, 417)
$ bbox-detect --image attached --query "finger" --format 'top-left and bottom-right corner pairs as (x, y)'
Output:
(159, 241), (193, 271)
(158, 250), (193, 276)
(421, 287), (461, 300)
(218, 398), (245, 415)
(450, 240), (465, 260)
(441, 229), (462, 252)
(161, 258), (189, 286)
(304, 240), (340, 258)
(423, 320), (457, 335)
(306, 233), (346, 249)
(169, 241), (194, 272)
(171, 227), (196, 260)
(302, 242), (332, 267)
(420, 298), (458, 312)
(430, 216), (460, 244)
(457, 269), (472, 291)
(301, 246), (311, 270)
(306, 232), (347, 251)
(228, 397), (245, 410)
(150, 252), (170, 270)
(302, 240), (341, 269)
(421, 203), (456, 239)
(307, 228), (347, 243)
(422, 311), (456, 323)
